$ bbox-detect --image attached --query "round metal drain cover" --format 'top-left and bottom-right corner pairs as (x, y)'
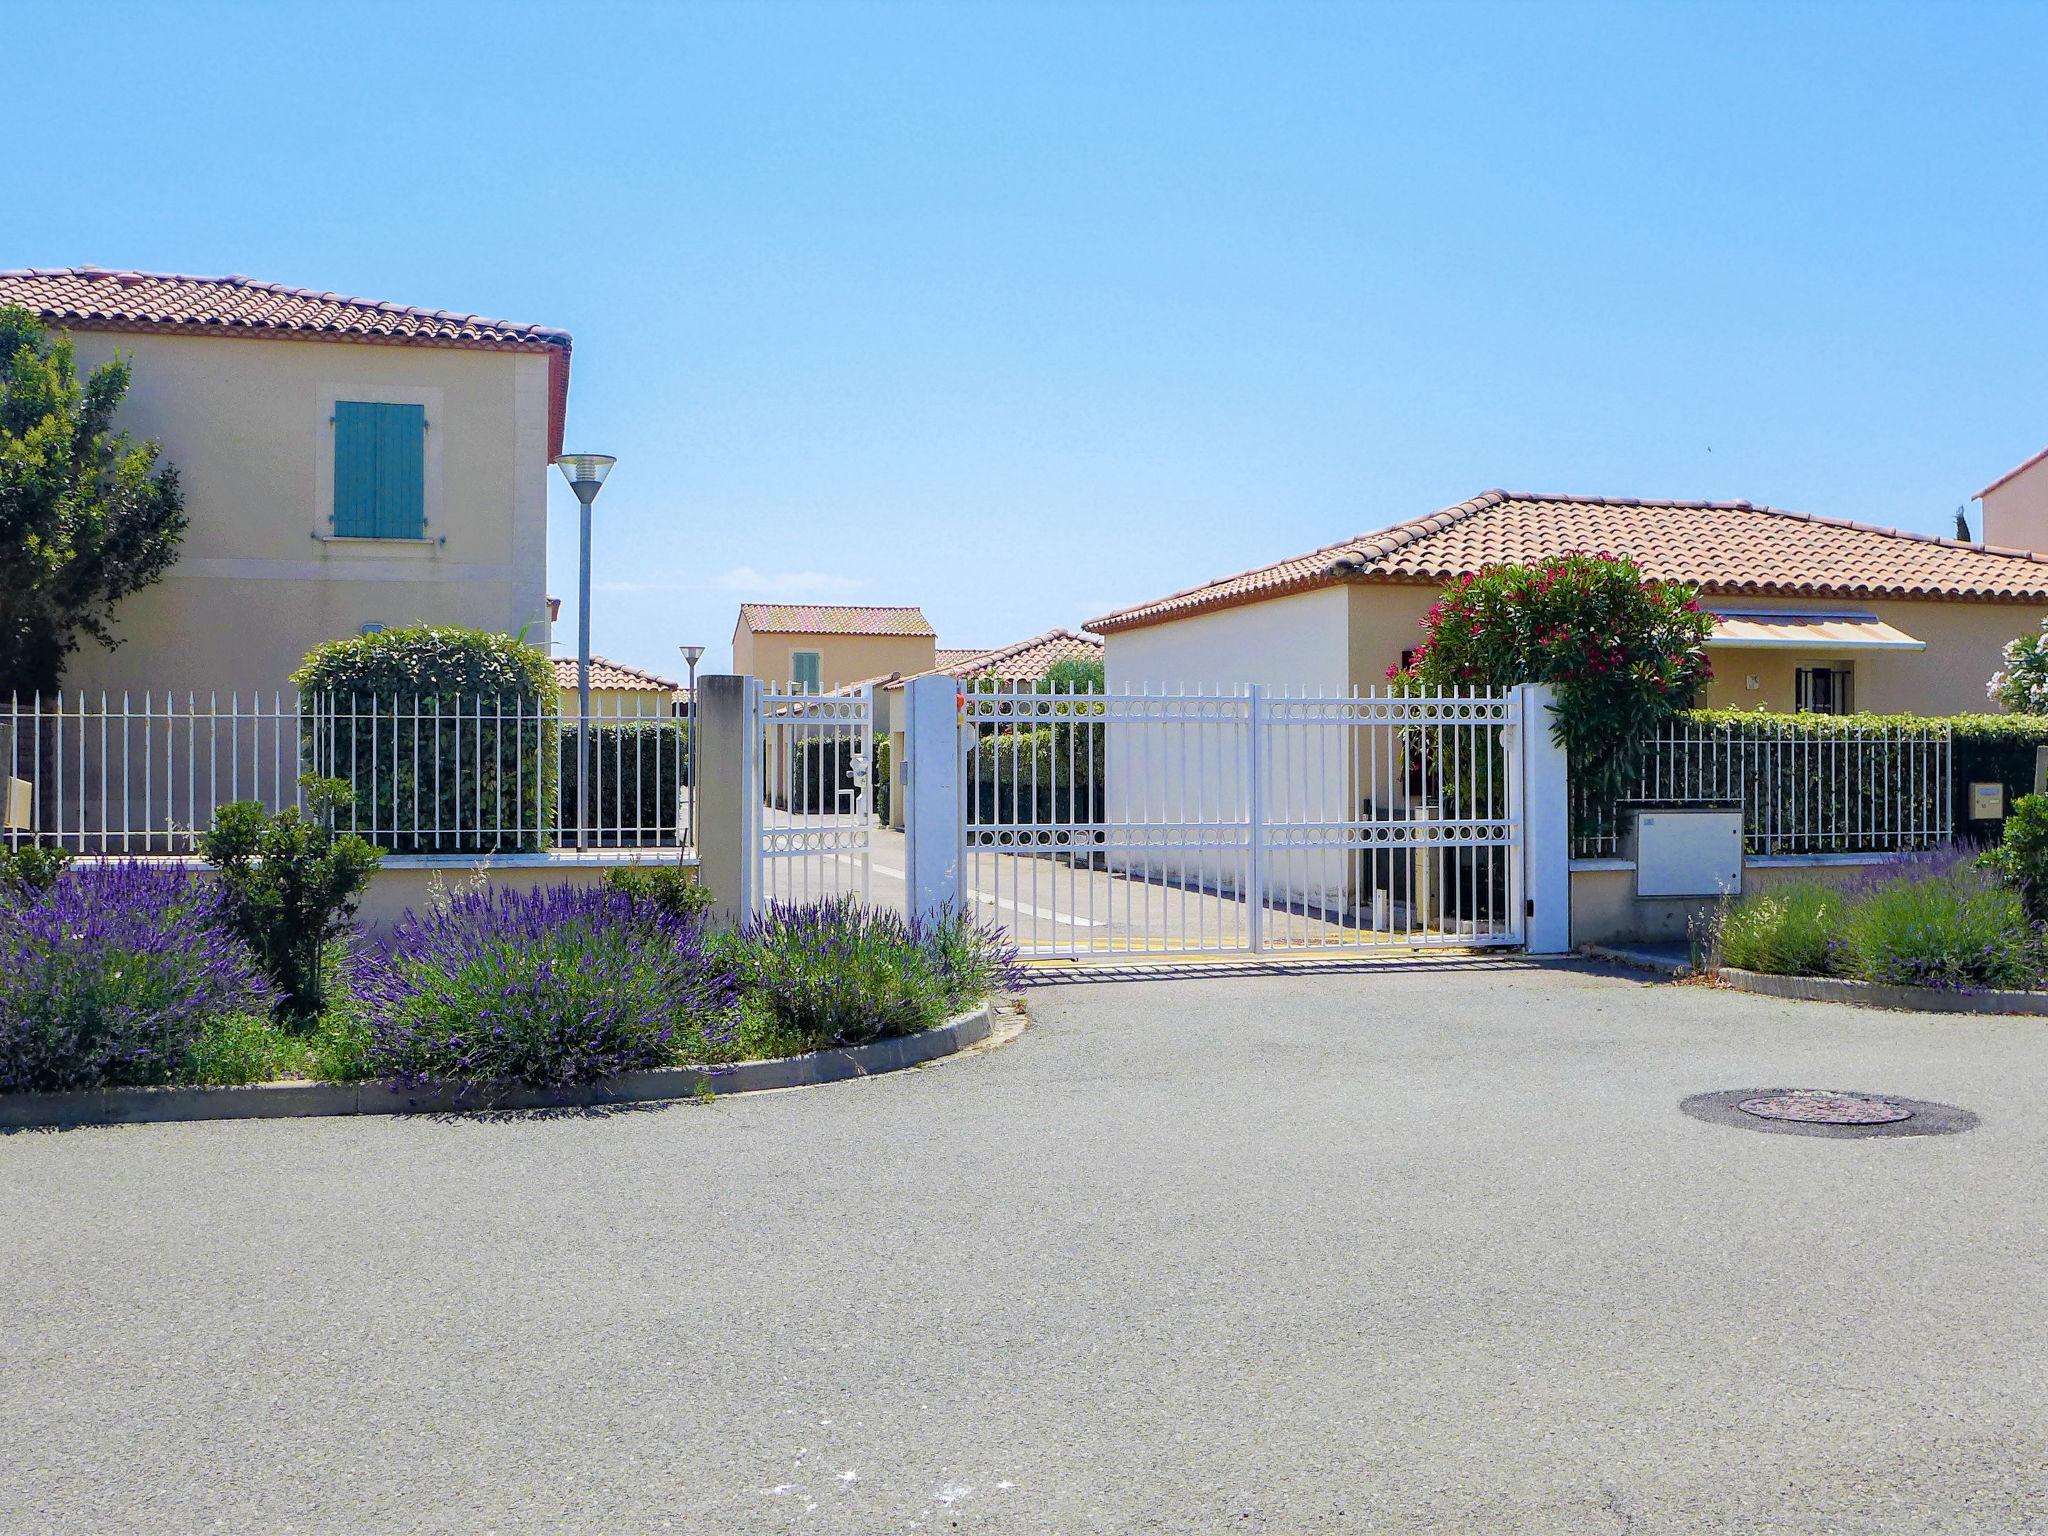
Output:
(1682, 1088), (1977, 1138)
(1737, 1091), (1913, 1125)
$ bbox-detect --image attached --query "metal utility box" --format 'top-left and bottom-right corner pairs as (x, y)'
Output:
(1629, 808), (1743, 899)
(2, 776), (28, 833)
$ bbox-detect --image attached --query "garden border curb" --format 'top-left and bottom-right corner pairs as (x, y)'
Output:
(1716, 967), (2048, 1017)
(0, 1002), (1001, 1132)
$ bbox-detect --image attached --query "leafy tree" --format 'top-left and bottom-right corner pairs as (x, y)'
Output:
(1041, 656), (1106, 693)
(0, 306), (186, 697)
(197, 776), (382, 1020)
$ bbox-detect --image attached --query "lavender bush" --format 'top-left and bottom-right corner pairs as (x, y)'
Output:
(732, 897), (1019, 1052)
(0, 861), (274, 1092)
(355, 883), (738, 1087)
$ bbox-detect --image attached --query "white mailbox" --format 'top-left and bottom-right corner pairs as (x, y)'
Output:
(2, 776), (28, 833)
(1631, 809), (1743, 898)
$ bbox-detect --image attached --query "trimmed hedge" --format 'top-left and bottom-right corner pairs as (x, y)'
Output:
(559, 720), (688, 843)
(967, 724), (1105, 826)
(292, 627), (558, 852)
(1685, 708), (2048, 839)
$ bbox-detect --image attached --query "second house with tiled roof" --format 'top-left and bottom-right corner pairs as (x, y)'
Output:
(0, 266), (569, 700)
(731, 604), (937, 693)
(1087, 490), (2048, 716)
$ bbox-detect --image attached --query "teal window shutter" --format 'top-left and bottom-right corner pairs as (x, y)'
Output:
(333, 401), (425, 538)
(792, 651), (822, 692)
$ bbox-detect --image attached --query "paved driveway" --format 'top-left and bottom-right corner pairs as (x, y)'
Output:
(3, 961), (2046, 1533)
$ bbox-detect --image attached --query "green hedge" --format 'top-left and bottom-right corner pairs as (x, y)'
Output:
(1685, 708), (2048, 840)
(293, 627), (558, 853)
(559, 721), (688, 843)
(967, 724), (1105, 826)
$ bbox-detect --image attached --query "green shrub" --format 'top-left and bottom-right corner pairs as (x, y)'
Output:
(185, 1012), (314, 1086)
(1837, 864), (2039, 991)
(604, 863), (714, 922)
(728, 897), (1019, 1053)
(0, 845), (70, 899)
(560, 719), (687, 840)
(1981, 793), (2048, 924)
(198, 777), (382, 1019)
(1713, 882), (1841, 976)
(968, 723), (1105, 826)
(292, 625), (557, 852)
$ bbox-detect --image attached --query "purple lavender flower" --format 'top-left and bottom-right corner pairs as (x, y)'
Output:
(354, 882), (738, 1087)
(0, 861), (274, 1092)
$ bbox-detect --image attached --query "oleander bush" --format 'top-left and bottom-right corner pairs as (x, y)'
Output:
(728, 897), (1019, 1054)
(354, 883), (739, 1087)
(1980, 792), (2048, 924)
(0, 861), (274, 1092)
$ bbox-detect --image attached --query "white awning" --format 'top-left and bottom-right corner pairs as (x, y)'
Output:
(1705, 608), (1925, 652)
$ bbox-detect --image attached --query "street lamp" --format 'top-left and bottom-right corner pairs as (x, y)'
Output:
(679, 644), (705, 849)
(554, 453), (616, 849)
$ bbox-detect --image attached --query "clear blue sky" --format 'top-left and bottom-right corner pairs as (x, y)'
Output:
(10, 0), (2046, 677)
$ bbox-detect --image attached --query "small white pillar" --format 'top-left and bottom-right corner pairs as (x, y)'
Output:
(902, 673), (963, 918)
(692, 674), (759, 926)
(1516, 682), (1571, 953)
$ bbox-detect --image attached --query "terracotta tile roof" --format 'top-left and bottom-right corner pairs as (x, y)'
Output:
(935, 648), (991, 670)
(0, 267), (572, 457)
(552, 655), (679, 692)
(886, 629), (1103, 689)
(1087, 490), (2048, 633)
(737, 603), (936, 637)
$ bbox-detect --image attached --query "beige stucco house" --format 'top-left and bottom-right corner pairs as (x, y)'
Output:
(0, 266), (568, 699)
(1088, 490), (2048, 715)
(730, 604), (936, 691)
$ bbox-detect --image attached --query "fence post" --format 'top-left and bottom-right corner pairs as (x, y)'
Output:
(694, 674), (758, 927)
(902, 673), (963, 919)
(1516, 682), (1571, 954)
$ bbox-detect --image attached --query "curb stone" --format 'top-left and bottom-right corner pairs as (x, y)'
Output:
(0, 1001), (1001, 1132)
(1716, 967), (2048, 1017)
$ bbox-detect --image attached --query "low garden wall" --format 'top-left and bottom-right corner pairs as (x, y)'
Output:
(1569, 857), (1885, 949)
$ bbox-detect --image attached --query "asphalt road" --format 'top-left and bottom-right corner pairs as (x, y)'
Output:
(3, 959), (2046, 1533)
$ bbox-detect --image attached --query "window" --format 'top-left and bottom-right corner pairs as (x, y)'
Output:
(791, 650), (823, 692)
(1795, 665), (1854, 715)
(332, 401), (426, 539)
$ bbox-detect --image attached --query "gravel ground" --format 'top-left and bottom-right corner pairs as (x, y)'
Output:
(3, 958), (2045, 1533)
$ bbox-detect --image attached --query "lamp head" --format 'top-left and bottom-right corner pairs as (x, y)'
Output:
(679, 644), (706, 666)
(554, 453), (617, 506)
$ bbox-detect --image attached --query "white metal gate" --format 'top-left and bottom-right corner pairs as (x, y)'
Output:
(959, 684), (1523, 957)
(750, 679), (874, 907)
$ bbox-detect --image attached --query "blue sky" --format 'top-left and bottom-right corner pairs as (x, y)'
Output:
(9, 0), (2046, 676)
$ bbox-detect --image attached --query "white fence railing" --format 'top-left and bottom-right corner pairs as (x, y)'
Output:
(1571, 718), (1953, 859)
(1, 692), (691, 856)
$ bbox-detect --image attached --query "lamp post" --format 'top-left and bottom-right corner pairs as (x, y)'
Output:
(678, 643), (705, 849)
(554, 453), (616, 850)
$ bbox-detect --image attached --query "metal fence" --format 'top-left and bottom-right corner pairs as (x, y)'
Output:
(1571, 717), (1952, 859)
(1, 691), (691, 855)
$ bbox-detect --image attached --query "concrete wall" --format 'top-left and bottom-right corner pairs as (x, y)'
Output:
(731, 626), (934, 692)
(354, 860), (617, 936)
(557, 686), (678, 719)
(1569, 857), (1883, 948)
(57, 331), (552, 700)
(1982, 452), (2048, 555)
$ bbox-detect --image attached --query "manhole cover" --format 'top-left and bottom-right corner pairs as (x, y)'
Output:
(1736, 1091), (1913, 1125)
(1681, 1088), (1977, 1138)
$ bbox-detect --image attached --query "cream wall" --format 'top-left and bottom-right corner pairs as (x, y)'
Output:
(558, 686), (678, 719)
(731, 626), (935, 691)
(57, 331), (553, 700)
(1340, 584), (2046, 717)
(1982, 454), (2048, 555)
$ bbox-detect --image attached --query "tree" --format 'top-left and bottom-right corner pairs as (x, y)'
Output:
(1956, 505), (1973, 542)
(0, 305), (186, 697)
(1392, 551), (1717, 822)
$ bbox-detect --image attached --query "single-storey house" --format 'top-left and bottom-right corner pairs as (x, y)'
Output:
(0, 266), (570, 699)
(551, 655), (680, 718)
(872, 628), (1105, 827)
(731, 604), (936, 693)
(1087, 490), (2048, 715)
(1980, 444), (2048, 556)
